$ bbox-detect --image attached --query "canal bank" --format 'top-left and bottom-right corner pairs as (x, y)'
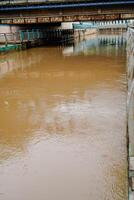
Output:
(127, 27), (134, 199)
(0, 28), (97, 53)
(0, 29), (75, 52)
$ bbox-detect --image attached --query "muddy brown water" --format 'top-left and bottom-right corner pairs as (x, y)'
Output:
(0, 34), (127, 200)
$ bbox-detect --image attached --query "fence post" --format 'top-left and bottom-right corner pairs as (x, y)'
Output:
(27, 30), (30, 41)
(32, 29), (35, 40)
(4, 33), (8, 46)
(20, 30), (24, 43)
(37, 29), (40, 39)
(13, 33), (16, 44)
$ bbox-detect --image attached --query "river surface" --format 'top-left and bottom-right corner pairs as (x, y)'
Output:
(0, 34), (127, 200)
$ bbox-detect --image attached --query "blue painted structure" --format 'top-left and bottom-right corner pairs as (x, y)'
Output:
(73, 20), (129, 30)
(0, 0), (134, 11)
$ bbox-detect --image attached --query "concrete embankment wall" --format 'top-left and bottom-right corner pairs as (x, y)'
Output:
(127, 28), (134, 198)
(74, 28), (97, 39)
(127, 28), (134, 157)
(0, 25), (20, 33)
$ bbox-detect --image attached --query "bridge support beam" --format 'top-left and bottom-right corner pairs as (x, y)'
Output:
(1, 4), (134, 25)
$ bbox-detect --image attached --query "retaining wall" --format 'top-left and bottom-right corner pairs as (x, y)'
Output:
(127, 27), (134, 198)
(127, 28), (134, 157)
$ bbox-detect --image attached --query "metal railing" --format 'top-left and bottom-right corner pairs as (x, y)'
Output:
(0, 29), (43, 45)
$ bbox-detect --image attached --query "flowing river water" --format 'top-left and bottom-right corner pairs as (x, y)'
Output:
(0, 33), (128, 200)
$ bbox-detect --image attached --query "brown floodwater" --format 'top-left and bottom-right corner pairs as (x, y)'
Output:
(0, 34), (127, 200)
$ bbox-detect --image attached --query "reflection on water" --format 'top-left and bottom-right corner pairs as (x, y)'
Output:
(63, 34), (126, 56)
(0, 34), (127, 200)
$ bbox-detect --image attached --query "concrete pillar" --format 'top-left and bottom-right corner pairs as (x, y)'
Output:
(61, 22), (73, 30)
(0, 25), (20, 33)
